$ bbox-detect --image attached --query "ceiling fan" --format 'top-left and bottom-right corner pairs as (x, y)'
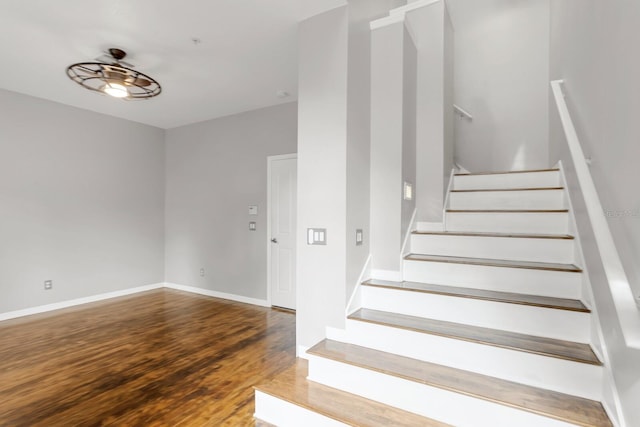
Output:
(66, 48), (162, 100)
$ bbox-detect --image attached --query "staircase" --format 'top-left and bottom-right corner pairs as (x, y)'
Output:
(254, 168), (614, 426)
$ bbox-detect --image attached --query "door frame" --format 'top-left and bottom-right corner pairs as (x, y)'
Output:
(266, 153), (297, 308)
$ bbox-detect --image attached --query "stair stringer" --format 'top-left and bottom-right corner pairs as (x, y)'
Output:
(558, 161), (624, 427)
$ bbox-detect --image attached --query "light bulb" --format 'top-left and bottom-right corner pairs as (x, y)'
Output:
(103, 82), (129, 98)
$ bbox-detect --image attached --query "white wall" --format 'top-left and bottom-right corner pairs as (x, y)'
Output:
(449, 0), (550, 172)
(0, 89), (165, 314)
(297, 6), (350, 349)
(164, 103), (297, 301)
(443, 6), (454, 192)
(401, 26), (417, 238)
(346, 0), (396, 300)
(298, 1), (397, 349)
(549, 2), (640, 425)
(408, 1), (454, 222)
(370, 22), (405, 273)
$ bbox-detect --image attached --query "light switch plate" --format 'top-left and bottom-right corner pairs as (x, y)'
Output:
(249, 221), (256, 231)
(355, 229), (363, 246)
(248, 205), (258, 215)
(307, 228), (327, 245)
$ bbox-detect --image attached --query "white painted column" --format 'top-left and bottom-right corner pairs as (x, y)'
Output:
(370, 21), (405, 277)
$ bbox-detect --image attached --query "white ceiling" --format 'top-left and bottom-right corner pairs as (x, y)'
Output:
(0, 0), (345, 129)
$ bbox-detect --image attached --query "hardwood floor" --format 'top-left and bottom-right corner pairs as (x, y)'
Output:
(0, 289), (296, 426)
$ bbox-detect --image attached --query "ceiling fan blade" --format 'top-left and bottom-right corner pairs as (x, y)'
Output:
(133, 77), (152, 87)
(94, 54), (135, 68)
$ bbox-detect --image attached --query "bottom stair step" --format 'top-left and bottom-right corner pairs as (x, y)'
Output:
(254, 359), (448, 427)
(308, 340), (612, 427)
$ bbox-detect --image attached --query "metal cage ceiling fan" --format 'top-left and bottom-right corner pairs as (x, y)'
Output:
(66, 48), (161, 100)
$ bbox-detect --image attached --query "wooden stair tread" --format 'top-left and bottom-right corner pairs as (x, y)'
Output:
(412, 230), (574, 240)
(348, 308), (601, 365)
(308, 340), (612, 427)
(447, 209), (569, 213)
(455, 168), (560, 176)
(362, 279), (590, 312)
(451, 187), (563, 192)
(405, 253), (582, 272)
(255, 359), (450, 427)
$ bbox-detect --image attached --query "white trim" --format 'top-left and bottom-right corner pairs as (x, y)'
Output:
(346, 254), (371, 315)
(370, 269), (402, 282)
(551, 80), (640, 349)
(0, 283), (164, 322)
(401, 208), (417, 258)
(164, 282), (269, 307)
(266, 153), (297, 309)
(370, 13), (404, 30)
(558, 161), (624, 427)
(443, 167), (455, 230)
(389, 0), (441, 16)
(370, 0), (440, 30)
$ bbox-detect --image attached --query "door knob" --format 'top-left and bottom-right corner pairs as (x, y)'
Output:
(271, 238), (278, 243)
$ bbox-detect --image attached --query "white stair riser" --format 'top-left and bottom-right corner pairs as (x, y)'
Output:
(410, 234), (575, 264)
(445, 212), (569, 234)
(307, 355), (576, 427)
(453, 171), (561, 190)
(449, 190), (565, 210)
(340, 320), (603, 400)
(361, 286), (591, 343)
(254, 391), (348, 427)
(402, 260), (582, 299)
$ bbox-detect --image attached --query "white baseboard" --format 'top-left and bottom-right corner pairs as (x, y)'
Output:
(163, 282), (270, 307)
(370, 269), (402, 282)
(0, 283), (164, 322)
(346, 254), (371, 315)
(0, 282), (271, 323)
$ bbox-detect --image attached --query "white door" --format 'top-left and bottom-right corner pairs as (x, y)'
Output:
(269, 155), (297, 310)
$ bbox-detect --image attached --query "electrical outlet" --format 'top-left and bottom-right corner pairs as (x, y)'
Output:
(200, 268), (205, 277)
(44, 280), (53, 290)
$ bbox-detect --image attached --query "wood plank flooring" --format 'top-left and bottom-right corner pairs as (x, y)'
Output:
(308, 340), (612, 427)
(349, 308), (602, 365)
(362, 279), (590, 312)
(0, 289), (296, 426)
(255, 359), (450, 427)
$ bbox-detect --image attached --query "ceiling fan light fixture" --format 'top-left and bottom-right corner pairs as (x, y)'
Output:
(66, 48), (161, 100)
(102, 81), (129, 98)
